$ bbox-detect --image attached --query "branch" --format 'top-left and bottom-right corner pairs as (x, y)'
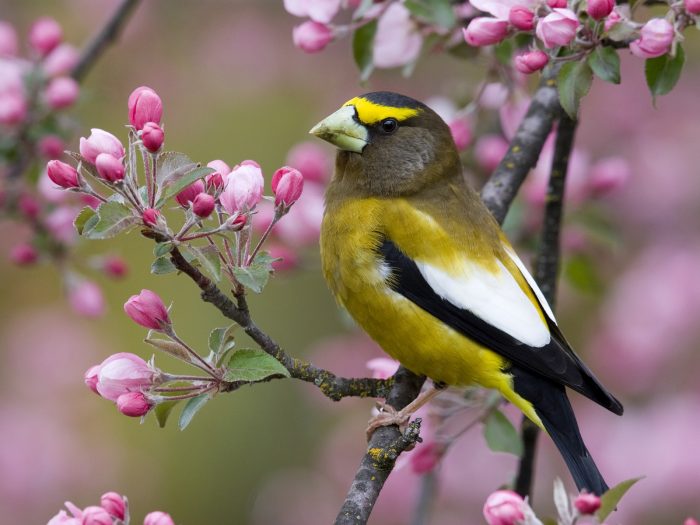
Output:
(514, 113), (578, 498)
(71, 0), (142, 82)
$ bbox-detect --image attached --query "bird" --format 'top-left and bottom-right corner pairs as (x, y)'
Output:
(310, 91), (623, 496)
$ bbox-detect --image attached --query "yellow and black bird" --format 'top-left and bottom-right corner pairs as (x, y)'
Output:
(311, 91), (623, 495)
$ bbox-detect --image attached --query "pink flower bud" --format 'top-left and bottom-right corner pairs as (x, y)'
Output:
(589, 156), (630, 196)
(630, 18), (674, 59)
(96, 153), (125, 183)
(574, 492), (601, 514)
(47, 159), (79, 188)
(0, 21), (18, 57)
(0, 91), (27, 125)
(84, 365), (100, 394)
(475, 134), (509, 172)
(536, 8), (580, 48)
(10, 243), (38, 265)
(42, 43), (80, 77)
(142, 208), (160, 226)
(97, 352), (155, 401)
(141, 121), (164, 153)
(47, 509), (80, 525)
(587, 0), (615, 20)
(144, 511), (175, 525)
(411, 441), (442, 474)
(192, 193), (215, 218)
(366, 357), (400, 379)
(223, 213), (247, 231)
(19, 194), (40, 219)
(220, 162), (264, 214)
(80, 129), (125, 164)
(103, 256), (128, 278)
(124, 289), (171, 330)
(81, 506), (112, 525)
(117, 391), (153, 417)
(292, 21), (333, 53)
(272, 166), (304, 207)
(69, 279), (105, 318)
(604, 8), (623, 31)
(514, 49), (549, 74)
(284, 0), (341, 23)
(175, 179), (205, 207)
(286, 142), (331, 183)
(29, 17), (62, 56)
(448, 119), (472, 151)
(686, 0), (700, 14)
(38, 135), (65, 159)
(128, 86), (163, 130)
(547, 0), (567, 7)
(206, 160), (231, 189)
(483, 490), (525, 525)
(463, 18), (510, 46)
(100, 492), (126, 520)
(508, 6), (535, 31)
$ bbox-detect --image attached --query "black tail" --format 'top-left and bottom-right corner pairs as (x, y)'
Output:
(512, 365), (609, 495)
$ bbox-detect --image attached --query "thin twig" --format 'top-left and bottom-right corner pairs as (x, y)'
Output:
(514, 114), (578, 499)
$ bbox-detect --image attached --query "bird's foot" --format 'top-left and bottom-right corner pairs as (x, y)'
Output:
(365, 385), (444, 441)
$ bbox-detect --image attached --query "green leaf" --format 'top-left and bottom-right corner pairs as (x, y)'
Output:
(405, 0), (455, 28)
(156, 151), (197, 185)
(564, 254), (603, 294)
(597, 477), (644, 522)
(84, 201), (139, 239)
(151, 256), (176, 275)
(645, 45), (685, 101)
(186, 244), (221, 282)
(209, 326), (236, 355)
(353, 20), (377, 81)
(178, 393), (211, 431)
(74, 206), (96, 235)
(558, 61), (593, 119)
(154, 399), (180, 428)
(483, 409), (523, 456)
(156, 166), (214, 209)
(233, 261), (272, 293)
(144, 336), (190, 362)
(223, 349), (290, 382)
(588, 47), (620, 84)
(606, 22), (637, 42)
(154, 241), (174, 257)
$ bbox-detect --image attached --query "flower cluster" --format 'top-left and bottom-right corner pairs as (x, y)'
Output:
(47, 492), (175, 525)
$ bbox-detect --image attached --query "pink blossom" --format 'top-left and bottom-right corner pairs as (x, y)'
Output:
(141, 121), (164, 152)
(46, 206), (80, 244)
(47, 510), (80, 525)
(587, 0), (615, 20)
(604, 8), (624, 31)
(100, 492), (126, 520)
(589, 156), (630, 197)
(547, 0), (567, 7)
(0, 21), (18, 57)
(95, 153), (125, 183)
(685, 519), (700, 525)
(84, 365), (100, 394)
(686, 0), (700, 14)
(142, 208), (160, 226)
(366, 357), (400, 379)
(274, 181), (324, 245)
(373, 3), (423, 68)
(68, 279), (105, 318)
(175, 179), (205, 207)
(103, 256), (128, 278)
(47, 160), (79, 188)
(286, 141), (331, 183)
(410, 441), (443, 474)
(448, 119), (472, 150)
(206, 159), (231, 189)
(128, 86), (163, 130)
(80, 506), (112, 525)
(574, 492), (601, 514)
(192, 192), (215, 218)
(284, 0), (341, 23)
(38, 135), (65, 159)
(272, 166), (304, 207)
(514, 49), (549, 74)
(292, 21), (333, 53)
(124, 289), (171, 330)
(475, 134), (509, 172)
(117, 391), (153, 417)
(536, 8), (580, 48)
(96, 352), (155, 401)
(79, 129), (125, 164)
(0, 91), (27, 125)
(9, 244), (38, 266)
(42, 43), (79, 76)
(220, 162), (264, 214)
(483, 490), (525, 525)
(470, 0), (537, 20)
(29, 17), (62, 56)
(508, 6), (535, 31)
(143, 511), (175, 525)
(630, 18), (674, 59)
(463, 18), (510, 47)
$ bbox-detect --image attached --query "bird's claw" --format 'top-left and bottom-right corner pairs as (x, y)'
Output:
(365, 404), (411, 441)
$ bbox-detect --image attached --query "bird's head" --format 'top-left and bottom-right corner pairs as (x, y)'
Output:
(310, 92), (460, 196)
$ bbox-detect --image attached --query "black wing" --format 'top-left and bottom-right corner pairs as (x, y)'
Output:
(378, 239), (623, 415)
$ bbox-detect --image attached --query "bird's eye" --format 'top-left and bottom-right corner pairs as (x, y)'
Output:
(380, 118), (398, 134)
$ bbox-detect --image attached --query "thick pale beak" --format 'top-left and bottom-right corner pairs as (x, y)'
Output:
(309, 105), (368, 153)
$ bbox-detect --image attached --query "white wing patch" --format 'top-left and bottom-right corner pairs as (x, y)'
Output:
(503, 247), (557, 323)
(415, 259), (551, 348)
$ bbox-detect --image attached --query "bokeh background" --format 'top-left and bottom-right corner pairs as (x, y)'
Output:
(2, 1), (700, 523)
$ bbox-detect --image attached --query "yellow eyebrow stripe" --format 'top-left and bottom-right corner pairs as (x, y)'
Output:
(344, 96), (421, 125)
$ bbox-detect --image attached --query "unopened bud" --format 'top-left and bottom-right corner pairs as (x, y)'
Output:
(10, 244), (38, 266)
(463, 18), (509, 46)
(47, 159), (79, 188)
(142, 208), (160, 227)
(128, 86), (163, 130)
(144, 511), (176, 525)
(84, 365), (100, 394)
(81, 506), (112, 525)
(272, 166), (304, 207)
(80, 129), (125, 164)
(587, 0), (615, 20)
(95, 153), (125, 183)
(97, 352), (156, 401)
(175, 180), (205, 207)
(100, 492), (126, 520)
(38, 135), (65, 159)
(206, 160), (230, 189)
(141, 121), (164, 153)
(574, 492), (601, 515)
(514, 50), (549, 74)
(192, 193), (215, 218)
(44, 76), (79, 110)
(536, 8), (580, 48)
(509, 6), (535, 31)
(292, 21), (333, 53)
(686, 0), (700, 14)
(29, 17), (62, 56)
(124, 289), (171, 331)
(117, 392), (153, 417)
